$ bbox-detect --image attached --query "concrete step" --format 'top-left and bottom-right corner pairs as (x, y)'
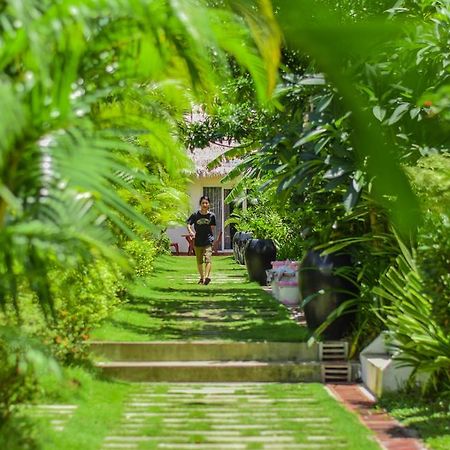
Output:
(95, 360), (322, 382)
(90, 341), (320, 362)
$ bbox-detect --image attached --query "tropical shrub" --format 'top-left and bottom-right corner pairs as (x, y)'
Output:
(41, 259), (125, 364)
(374, 242), (450, 397)
(406, 154), (450, 215)
(226, 184), (304, 259)
(0, 327), (59, 448)
(407, 154), (450, 332)
(123, 239), (158, 278)
(154, 232), (172, 256)
(416, 215), (450, 331)
(195, 2), (450, 366)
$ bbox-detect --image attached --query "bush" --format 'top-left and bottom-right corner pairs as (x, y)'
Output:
(406, 154), (450, 216)
(227, 189), (300, 259)
(154, 233), (171, 255)
(417, 214), (450, 331)
(41, 259), (125, 364)
(123, 239), (157, 278)
(0, 327), (59, 449)
(374, 243), (450, 398)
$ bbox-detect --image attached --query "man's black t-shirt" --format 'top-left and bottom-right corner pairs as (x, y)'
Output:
(187, 211), (216, 246)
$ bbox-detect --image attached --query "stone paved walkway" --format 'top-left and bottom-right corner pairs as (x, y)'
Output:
(26, 404), (78, 432)
(94, 256), (429, 449)
(101, 383), (363, 450)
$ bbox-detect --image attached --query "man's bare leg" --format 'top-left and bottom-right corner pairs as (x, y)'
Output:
(205, 262), (211, 279)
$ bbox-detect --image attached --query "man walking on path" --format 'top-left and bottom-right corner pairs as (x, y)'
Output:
(187, 195), (216, 285)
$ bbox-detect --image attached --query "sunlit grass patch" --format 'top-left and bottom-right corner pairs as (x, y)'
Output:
(92, 255), (309, 342)
(379, 391), (450, 450)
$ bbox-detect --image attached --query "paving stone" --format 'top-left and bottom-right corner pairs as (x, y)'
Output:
(155, 445), (345, 450)
(103, 444), (138, 449)
(214, 424), (333, 431)
(27, 404), (78, 433)
(156, 417), (331, 424)
(157, 445), (246, 450)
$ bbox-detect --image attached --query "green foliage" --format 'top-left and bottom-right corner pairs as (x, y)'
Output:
(0, 327), (58, 420)
(374, 242), (450, 397)
(123, 239), (158, 278)
(416, 215), (450, 331)
(0, 0), (282, 443)
(39, 259), (125, 364)
(0, 0), (280, 319)
(192, 2), (450, 374)
(0, 415), (40, 450)
(406, 154), (450, 332)
(226, 184), (303, 259)
(154, 232), (172, 256)
(0, 326), (59, 448)
(379, 390), (450, 450)
(181, 74), (273, 148)
(406, 154), (450, 215)
(231, 198), (288, 241)
(207, 0), (449, 239)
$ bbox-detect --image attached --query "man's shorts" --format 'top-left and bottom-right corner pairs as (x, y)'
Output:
(195, 245), (213, 265)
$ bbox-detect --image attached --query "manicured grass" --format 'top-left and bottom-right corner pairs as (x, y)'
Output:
(91, 255), (310, 342)
(379, 391), (450, 450)
(23, 366), (132, 450)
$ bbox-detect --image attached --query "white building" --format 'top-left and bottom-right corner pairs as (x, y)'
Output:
(166, 142), (241, 254)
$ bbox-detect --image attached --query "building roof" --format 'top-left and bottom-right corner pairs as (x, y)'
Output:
(188, 142), (241, 178)
(184, 108), (242, 178)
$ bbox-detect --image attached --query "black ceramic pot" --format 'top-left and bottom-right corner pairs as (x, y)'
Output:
(299, 249), (357, 339)
(232, 232), (253, 265)
(232, 231), (243, 263)
(244, 239), (277, 285)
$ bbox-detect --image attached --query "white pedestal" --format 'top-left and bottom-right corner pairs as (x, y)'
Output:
(360, 332), (415, 397)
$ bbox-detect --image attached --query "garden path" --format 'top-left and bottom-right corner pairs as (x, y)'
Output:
(91, 255), (426, 450)
(100, 382), (377, 450)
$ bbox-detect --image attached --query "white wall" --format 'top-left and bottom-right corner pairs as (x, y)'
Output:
(167, 175), (235, 253)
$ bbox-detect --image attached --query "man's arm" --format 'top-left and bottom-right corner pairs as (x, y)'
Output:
(210, 213), (216, 238)
(187, 217), (195, 237)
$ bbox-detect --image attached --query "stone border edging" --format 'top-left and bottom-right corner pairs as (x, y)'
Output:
(326, 383), (427, 450)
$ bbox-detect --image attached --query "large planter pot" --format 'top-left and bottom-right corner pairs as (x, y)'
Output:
(299, 249), (357, 339)
(232, 231), (243, 263)
(244, 239), (277, 285)
(232, 232), (253, 265)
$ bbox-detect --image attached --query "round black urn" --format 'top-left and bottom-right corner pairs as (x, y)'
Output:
(232, 232), (253, 265)
(232, 231), (241, 263)
(244, 239), (277, 285)
(299, 249), (357, 339)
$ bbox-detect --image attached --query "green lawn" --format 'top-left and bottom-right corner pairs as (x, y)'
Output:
(379, 391), (450, 450)
(91, 255), (310, 342)
(4, 367), (132, 450)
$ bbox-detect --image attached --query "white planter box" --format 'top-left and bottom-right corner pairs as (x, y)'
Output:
(278, 281), (299, 306)
(360, 332), (424, 397)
